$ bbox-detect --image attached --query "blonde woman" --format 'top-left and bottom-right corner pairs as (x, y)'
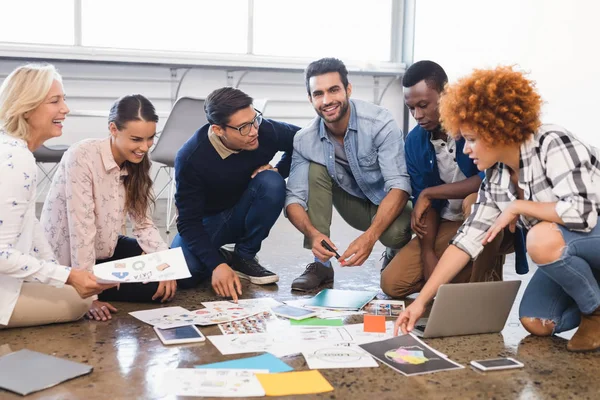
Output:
(0, 64), (113, 329)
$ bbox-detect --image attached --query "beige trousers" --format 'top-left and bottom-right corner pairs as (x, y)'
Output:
(1, 283), (91, 329)
(381, 193), (513, 298)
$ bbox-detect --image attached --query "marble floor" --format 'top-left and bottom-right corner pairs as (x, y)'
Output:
(1, 200), (598, 399)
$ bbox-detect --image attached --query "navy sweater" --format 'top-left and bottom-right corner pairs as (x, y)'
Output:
(175, 118), (299, 270)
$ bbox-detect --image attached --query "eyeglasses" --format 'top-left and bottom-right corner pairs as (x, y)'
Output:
(224, 111), (263, 136)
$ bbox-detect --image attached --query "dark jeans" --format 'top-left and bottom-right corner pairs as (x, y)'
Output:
(96, 236), (160, 302)
(172, 170), (286, 289)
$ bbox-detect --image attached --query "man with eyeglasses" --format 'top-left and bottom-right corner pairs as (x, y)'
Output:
(171, 87), (299, 301)
(285, 57), (413, 291)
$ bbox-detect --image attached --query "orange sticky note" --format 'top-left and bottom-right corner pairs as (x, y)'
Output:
(364, 314), (386, 333)
(255, 370), (334, 396)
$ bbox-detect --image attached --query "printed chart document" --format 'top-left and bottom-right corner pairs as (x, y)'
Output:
(302, 342), (378, 369)
(129, 306), (196, 329)
(129, 305), (268, 328)
(94, 248), (190, 283)
(163, 368), (267, 397)
(359, 334), (464, 376)
(0, 349), (92, 396)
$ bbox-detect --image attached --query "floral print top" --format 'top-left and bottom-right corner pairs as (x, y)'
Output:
(0, 132), (70, 325)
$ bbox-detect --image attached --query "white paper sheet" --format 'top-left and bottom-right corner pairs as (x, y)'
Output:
(188, 307), (266, 326)
(341, 322), (395, 344)
(302, 342), (379, 369)
(94, 248), (190, 283)
(129, 306), (196, 329)
(163, 368), (267, 397)
(202, 298), (282, 310)
(207, 333), (294, 357)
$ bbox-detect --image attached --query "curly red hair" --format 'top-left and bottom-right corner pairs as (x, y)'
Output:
(439, 66), (542, 145)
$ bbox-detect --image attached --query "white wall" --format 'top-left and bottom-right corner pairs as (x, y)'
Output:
(0, 60), (404, 197)
(413, 0), (600, 147)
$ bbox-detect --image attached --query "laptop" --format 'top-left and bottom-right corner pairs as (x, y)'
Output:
(412, 280), (521, 338)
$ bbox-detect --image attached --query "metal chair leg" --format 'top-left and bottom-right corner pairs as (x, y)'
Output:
(165, 168), (176, 233)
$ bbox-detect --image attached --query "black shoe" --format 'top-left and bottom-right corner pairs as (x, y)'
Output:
(220, 248), (279, 285)
(380, 248), (395, 272)
(291, 262), (334, 291)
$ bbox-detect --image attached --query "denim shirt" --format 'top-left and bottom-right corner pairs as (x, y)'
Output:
(285, 99), (411, 211)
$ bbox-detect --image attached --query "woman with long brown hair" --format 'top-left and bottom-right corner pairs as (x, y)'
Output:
(41, 94), (176, 321)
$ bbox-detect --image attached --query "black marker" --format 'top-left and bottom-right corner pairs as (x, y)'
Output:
(321, 239), (341, 259)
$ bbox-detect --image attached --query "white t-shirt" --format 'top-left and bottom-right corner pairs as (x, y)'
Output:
(430, 136), (467, 221)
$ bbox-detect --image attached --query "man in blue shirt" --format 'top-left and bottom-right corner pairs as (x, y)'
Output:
(286, 58), (413, 291)
(171, 87), (299, 301)
(380, 60), (507, 298)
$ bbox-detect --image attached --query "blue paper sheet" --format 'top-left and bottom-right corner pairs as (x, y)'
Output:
(195, 353), (293, 373)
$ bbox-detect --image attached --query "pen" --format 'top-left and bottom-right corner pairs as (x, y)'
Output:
(320, 239), (341, 259)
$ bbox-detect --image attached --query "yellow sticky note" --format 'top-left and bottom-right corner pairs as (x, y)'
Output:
(255, 370), (334, 396)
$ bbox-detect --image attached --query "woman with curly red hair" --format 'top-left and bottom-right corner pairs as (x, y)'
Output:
(395, 66), (600, 352)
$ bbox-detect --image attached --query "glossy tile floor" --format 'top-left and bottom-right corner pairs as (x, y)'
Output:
(1, 201), (598, 399)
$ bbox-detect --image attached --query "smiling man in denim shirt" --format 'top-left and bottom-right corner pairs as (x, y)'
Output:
(285, 58), (413, 291)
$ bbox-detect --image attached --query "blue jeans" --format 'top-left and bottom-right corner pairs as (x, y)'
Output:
(519, 222), (600, 333)
(172, 170), (285, 289)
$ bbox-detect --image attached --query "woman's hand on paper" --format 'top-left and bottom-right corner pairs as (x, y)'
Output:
(86, 300), (118, 321)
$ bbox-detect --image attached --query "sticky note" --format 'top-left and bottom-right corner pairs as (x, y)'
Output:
(255, 370), (334, 396)
(290, 318), (343, 326)
(364, 314), (386, 333)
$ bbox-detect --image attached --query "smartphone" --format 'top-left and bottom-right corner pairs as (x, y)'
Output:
(470, 357), (524, 371)
(154, 325), (206, 345)
(271, 305), (318, 320)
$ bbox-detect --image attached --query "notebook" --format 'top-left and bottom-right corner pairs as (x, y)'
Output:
(0, 349), (93, 396)
(302, 289), (378, 311)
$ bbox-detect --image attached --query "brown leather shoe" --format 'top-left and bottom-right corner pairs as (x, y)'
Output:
(567, 306), (600, 352)
(291, 262), (334, 291)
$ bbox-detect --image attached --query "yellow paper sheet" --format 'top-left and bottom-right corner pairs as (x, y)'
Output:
(255, 370), (334, 396)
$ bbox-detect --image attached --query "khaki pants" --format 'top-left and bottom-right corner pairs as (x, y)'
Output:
(304, 163), (412, 250)
(1, 283), (91, 329)
(381, 193), (512, 298)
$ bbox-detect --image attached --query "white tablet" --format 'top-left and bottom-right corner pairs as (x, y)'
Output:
(271, 305), (317, 320)
(470, 357), (524, 371)
(154, 325), (206, 345)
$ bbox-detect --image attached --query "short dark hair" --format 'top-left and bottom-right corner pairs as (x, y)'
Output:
(402, 60), (448, 93)
(304, 57), (349, 96)
(204, 87), (253, 126)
